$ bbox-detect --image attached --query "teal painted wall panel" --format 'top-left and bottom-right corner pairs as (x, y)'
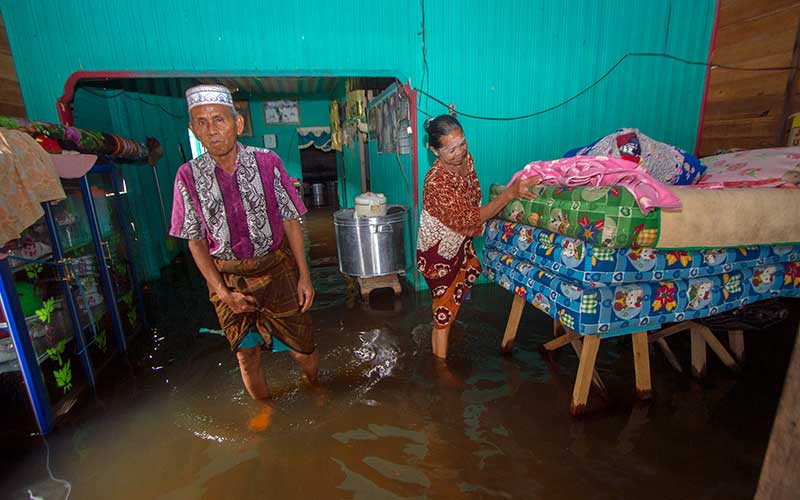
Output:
(0, 0), (417, 122)
(367, 142), (414, 208)
(367, 140), (416, 277)
(1, 0), (715, 289)
(239, 97), (332, 179)
(72, 88), (190, 281)
(417, 0), (715, 208)
(73, 90), (114, 133)
(340, 143), (361, 209)
(409, 0), (714, 290)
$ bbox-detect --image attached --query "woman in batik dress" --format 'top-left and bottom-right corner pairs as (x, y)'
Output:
(417, 115), (537, 358)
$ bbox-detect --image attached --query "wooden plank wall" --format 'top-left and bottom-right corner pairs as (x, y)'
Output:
(699, 0), (800, 156)
(0, 13), (26, 118)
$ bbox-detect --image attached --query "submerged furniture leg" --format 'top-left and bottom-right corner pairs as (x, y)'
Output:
(563, 325), (607, 396)
(570, 335), (602, 416)
(691, 325), (708, 378)
(501, 294), (526, 353)
(648, 322), (693, 374)
(543, 330), (579, 351)
(728, 329), (745, 364)
(655, 338), (683, 373)
(632, 332), (652, 400)
(553, 319), (565, 338)
(697, 325), (740, 372)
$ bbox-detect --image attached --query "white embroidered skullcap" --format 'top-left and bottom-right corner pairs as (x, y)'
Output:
(185, 84), (234, 110)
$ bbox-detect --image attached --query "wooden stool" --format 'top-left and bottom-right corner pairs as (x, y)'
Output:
(356, 273), (402, 301)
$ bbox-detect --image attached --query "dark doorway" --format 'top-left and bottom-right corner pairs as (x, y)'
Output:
(300, 147), (338, 210)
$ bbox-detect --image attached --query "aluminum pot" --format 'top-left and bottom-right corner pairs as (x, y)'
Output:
(334, 205), (408, 277)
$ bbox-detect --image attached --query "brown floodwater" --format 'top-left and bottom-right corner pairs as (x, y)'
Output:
(1, 208), (797, 500)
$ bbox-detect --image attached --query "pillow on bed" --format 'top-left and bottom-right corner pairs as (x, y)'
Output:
(697, 147), (800, 188)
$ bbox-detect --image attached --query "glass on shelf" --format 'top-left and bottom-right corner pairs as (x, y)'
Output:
(52, 182), (94, 255)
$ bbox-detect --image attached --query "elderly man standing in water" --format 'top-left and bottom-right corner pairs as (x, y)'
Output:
(170, 85), (318, 416)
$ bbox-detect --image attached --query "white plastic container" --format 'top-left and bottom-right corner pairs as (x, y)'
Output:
(354, 192), (387, 218)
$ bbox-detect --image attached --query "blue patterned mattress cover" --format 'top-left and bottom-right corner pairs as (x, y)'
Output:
(485, 219), (800, 288)
(483, 241), (800, 337)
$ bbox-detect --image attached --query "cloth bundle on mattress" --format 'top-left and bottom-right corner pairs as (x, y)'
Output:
(491, 184), (800, 249)
(483, 219), (800, 337)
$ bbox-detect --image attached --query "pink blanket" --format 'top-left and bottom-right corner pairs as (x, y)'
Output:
(508, 156), (682, 214)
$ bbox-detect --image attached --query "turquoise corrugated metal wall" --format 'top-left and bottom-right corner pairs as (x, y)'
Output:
(0, 0), (417, 122)
(340, 143), (361, 209)
(367, 140), (416, 275)
(1, 0), (715, 288)
(411, 0), (714, 288)
(418, 0), (715, 204)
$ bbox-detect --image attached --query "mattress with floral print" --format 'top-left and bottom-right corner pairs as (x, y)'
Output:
(483, 238), (800, 337)
(484, 219), (800, 288)
(491, 183), (800, 250)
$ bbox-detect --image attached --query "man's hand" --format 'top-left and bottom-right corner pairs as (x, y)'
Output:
(221, 290), (259, 314)
(297, 273), (315, 313)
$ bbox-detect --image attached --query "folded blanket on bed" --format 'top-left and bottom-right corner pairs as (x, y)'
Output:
(508, 156), (682, 214)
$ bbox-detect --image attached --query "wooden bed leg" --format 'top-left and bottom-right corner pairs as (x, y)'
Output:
(655, 338), (683, 374)
(632, 332), (652, 400)
(553, 319), (565, 338)
(691, 326), (707, 379)
(728, 329), (745, 364)
(567, 331), (608, 397)
(542, 330), (578, 352)
(501, 295), (526, 354)
(697, 325), (740, 373)
(570, 335), (601, 416)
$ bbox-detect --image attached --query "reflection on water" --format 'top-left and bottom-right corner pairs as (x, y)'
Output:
(1, 256), (797, 500)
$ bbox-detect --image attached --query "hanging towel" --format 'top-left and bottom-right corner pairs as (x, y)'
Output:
(0, 128), (66, 248)
(508, 156), (682, 214)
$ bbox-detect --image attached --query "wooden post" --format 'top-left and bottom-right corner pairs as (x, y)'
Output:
(697, 325), (740, 372)
(569, 336), (608, 397)
(632, 332), (652, 400)
(755, 323), (800, 499)
(570, 335), (601, 416)
(501, 295), (526, 353)
(655, 338), (683, 373)
(562, 325), (607, 395)
(648, 321), (695, 343)
(691, 325), (707, 379)
(542, 331), (578, 352)
(553, 319), (565, 338)
(728, 329), (745, 364)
